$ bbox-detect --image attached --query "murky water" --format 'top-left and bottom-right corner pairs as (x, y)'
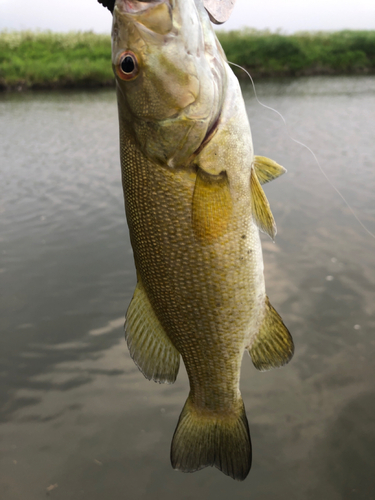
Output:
(1, 76), (374, 499)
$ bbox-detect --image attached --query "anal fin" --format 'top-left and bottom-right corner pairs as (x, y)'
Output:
(248, 297), (294, 371)
(125, 280), (180, 384)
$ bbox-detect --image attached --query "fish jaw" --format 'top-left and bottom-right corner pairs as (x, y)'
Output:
(114, 0), (174, 35)
(112, 0), (227, 167)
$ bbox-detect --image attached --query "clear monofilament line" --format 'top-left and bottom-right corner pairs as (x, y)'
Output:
(228, 61), (375, 240)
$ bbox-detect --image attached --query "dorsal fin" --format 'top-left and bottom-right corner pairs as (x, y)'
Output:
(250, 167), (276, 240)
(253, 156), (286, 185)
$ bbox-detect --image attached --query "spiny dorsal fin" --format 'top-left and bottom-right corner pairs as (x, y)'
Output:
(248, 296), (294, 371)
(253, 156), (286, 185)
(125, 280), (180, 384)
(192, 168), (232, 244)
(250, 167), (277, 240)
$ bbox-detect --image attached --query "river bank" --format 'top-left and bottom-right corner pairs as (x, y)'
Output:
(1, 29), (374, 90)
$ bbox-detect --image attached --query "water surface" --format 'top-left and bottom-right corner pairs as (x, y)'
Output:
(1, 76), (374, 499)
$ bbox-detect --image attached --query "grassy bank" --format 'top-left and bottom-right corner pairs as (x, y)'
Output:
(219, 29), (375, 78)
(1, 29), (374, 90)
(0, 31), (113, 90)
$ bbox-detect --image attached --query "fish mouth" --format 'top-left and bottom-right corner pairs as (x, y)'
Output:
(114, 0), (174, 35)
(116, 0), (169, 14)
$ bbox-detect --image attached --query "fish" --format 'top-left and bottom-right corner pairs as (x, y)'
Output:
(103, 0), (294, 481)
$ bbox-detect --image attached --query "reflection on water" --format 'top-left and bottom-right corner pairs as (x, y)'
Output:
(0, 77), (374, 499)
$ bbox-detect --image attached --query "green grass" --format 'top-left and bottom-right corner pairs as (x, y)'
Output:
(0, 29), (374, 90)
(0, 31), (113, 90)
(219, 29), (375, 77)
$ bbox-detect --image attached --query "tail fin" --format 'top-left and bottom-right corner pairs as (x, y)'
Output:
(171, 396), (251, 481)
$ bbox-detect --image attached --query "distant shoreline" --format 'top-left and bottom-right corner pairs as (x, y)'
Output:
(1, 30), (374, 91)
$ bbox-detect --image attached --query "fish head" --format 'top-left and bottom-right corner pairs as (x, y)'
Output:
(112, 0), (227, 167)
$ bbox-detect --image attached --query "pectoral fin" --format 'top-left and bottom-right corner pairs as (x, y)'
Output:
(253, 156), (286, 185)
(248, 297), (294, 371)
(250, 167), (277, 240)
(192, 168), (232, 244)
(125, 280), (180, 384)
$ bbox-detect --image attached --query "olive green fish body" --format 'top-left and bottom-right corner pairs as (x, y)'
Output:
(111, 0), (294, 481)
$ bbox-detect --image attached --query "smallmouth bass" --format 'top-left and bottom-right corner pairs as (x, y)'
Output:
(103, 0), (294, 481)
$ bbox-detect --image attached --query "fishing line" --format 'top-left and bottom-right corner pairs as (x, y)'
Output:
(228, 61), (375, 240)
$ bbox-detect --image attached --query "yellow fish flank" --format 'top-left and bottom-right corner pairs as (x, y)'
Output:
(107, 0), (294, 481)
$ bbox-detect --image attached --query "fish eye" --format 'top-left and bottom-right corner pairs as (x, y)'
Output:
(116, 51), (139, 81)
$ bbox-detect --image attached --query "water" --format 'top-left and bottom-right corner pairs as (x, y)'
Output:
(0, 76), (374, 499)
